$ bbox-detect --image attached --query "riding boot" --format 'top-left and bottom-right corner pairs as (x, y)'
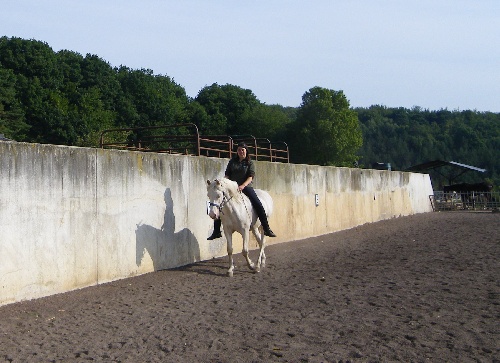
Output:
(254, 203), (276, 237)
(207, 219), (222, 240)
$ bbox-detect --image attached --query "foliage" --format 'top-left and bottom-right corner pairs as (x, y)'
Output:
(239, 104), (292, 141)
(356, 105), (500, 188)
(193, 84), (294, 145)
(0, 66), (29, 139)
(194, 83), (260, 135)
(287, 87), (362, 166)
(0, 37), (190, 147)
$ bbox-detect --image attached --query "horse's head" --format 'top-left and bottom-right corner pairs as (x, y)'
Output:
(207, 179), (224, 220)
(206, 178), (239, 220)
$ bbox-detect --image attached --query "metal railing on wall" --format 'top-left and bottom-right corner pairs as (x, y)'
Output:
(99, 123), (289, 163)
(430, 191), (500, 211)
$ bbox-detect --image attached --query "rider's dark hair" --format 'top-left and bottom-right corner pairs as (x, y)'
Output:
(237, 142), (251, 161)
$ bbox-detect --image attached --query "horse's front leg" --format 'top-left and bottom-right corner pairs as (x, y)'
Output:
(241, 229), (255, 271)
(225, 231), (235, 277)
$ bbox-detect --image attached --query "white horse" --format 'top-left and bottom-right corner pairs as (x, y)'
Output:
(206, 178), (273, 277)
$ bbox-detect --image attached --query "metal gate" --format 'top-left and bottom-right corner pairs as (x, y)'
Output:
(99, 123), (289, 163)
(430, 191), (500, 211)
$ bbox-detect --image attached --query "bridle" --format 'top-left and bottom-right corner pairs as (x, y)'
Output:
(209, 191), (233, 215)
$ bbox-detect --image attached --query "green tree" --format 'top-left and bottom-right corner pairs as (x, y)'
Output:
(0, 36), (62, 89)
(288, 87), (362, 166)
(116, 67), (189, 128)
(0, 65), (29, 140)
(239, 104), (292, 141)
(56, 49), (84, 105)
(195, 83), (260, 135)
(186, 100), (210, 134)
(75, 86), (116, 147)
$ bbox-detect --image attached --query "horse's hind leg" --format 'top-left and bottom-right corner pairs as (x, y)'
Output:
(252, 227), (266, 273)
(241, 229), (255, 271)
(259, 241), (266, 269)
(258, 238), (266, 272)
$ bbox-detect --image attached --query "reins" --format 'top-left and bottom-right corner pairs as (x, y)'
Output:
(209, 191), (233, 215)
(240, 191), (252, 221)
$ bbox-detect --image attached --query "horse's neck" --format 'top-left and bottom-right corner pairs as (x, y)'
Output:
(220, 184), (252, 225)
(221, 183), (247, 208)
(222, 181), (240, 200)
(227, 189), (240, 201)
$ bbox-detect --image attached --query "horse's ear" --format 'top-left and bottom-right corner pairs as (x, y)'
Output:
(207, 180), (211, 185)
(215, 179), (221, 185)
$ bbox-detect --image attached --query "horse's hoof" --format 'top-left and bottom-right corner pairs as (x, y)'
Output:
(227, 271), (233, 277)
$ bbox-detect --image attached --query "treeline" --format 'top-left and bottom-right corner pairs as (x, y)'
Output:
(1, 37), (499, 187)
(0, 37), (361, 167)
(356, 106), (500, 188)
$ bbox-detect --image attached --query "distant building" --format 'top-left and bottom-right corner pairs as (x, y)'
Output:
(372, 162), (391, 171)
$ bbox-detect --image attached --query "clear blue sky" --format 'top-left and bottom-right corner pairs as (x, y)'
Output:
(2, 0), (499, 112)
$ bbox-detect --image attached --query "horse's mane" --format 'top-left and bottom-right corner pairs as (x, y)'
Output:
(216, 178), (244, 202)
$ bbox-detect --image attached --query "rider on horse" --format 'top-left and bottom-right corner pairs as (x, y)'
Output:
(207, 142), (277, 240)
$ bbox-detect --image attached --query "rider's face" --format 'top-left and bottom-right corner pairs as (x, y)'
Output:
(237, 146), (247, 159)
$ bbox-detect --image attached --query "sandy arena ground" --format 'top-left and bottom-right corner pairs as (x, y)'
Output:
(0, 212), (499, 362)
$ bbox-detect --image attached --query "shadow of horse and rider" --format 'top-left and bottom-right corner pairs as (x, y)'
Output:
(135, 188), (200, 272)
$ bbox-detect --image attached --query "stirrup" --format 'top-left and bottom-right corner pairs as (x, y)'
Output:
(207, 231), (222, 240)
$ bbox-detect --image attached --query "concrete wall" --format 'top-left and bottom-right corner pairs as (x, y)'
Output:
(0, 142), (433, 306)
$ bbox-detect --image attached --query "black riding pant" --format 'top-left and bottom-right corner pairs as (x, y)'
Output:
(242, 186), (270, 229)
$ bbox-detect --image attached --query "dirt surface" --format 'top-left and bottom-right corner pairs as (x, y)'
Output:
(1, 212), (499, 362)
